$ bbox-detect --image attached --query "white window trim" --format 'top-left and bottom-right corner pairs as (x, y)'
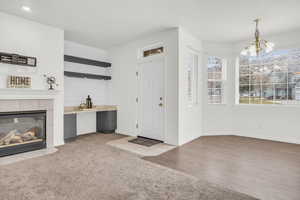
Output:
(235, 57), (240, 105)
(207, 56), (227, 105)
(235, 51), (300, 107)
(187, 48), (200, 107)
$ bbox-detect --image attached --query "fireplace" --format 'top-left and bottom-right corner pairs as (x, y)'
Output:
(0, 110), (46, 157)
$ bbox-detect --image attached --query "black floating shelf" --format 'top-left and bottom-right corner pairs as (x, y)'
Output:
(64, 71), (111, 80)
(64, 55), (111, 68)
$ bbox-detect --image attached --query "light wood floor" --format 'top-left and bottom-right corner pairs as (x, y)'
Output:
(144, 135), (300, 200)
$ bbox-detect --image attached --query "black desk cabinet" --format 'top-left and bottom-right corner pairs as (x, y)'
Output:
(97, 111), (117, 133)
(64, 114), (77, 142)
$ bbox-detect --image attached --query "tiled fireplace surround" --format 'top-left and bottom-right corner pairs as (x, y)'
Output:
(0, 99), (54, 149)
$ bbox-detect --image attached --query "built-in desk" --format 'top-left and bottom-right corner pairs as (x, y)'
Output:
(64, 105), (117, 114)
(64, 105), (117, 142)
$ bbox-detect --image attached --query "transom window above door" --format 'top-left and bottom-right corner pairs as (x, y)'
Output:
(143, 47), (164, 58)
(238, 48), (300, 105)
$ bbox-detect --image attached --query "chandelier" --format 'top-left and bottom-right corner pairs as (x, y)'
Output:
(241, 19), (274, 57)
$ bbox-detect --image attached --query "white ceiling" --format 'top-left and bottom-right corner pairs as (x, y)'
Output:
(1, 0), (300, 49)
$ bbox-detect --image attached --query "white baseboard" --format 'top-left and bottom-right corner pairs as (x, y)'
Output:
(202, 132), (300, 145)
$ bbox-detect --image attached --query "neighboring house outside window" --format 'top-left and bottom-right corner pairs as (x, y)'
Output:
(208, 56), (226, 104)
(238, 48), (300, 105)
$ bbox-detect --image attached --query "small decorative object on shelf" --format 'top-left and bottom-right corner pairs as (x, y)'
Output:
(0, 52), (37, 67)
(86, 95), (93, 108)
(7, 75), (31, 88)
(44, 75), (58, 90)
(79, 102), (86, 110)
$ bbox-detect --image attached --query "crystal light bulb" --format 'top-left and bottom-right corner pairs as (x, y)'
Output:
(249, 45), (257, 56)
(266, 42), (275, 48)
(265, 41), (274, 53)
(241, 49), (248, 56)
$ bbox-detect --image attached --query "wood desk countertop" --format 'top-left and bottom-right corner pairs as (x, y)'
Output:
(64, 105), (117, 114)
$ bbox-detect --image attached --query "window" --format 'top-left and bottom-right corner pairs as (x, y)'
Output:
(238, 49), (300, 105)
(208, 56), (226, 104)
(143, 47), (164, 57)
(187, 51), (199, 106)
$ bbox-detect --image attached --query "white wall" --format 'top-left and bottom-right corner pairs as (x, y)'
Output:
(64, 40), (110, 106)
(178, 28), (203, 145)
(202, 41), (236, 136)
(0, 12), (65, 146)
(109, 28), (179, 145)
(203, 30), (300, 144)
(76, 112), (96, 135)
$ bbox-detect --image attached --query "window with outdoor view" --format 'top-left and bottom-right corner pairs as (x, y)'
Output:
(208, 56), (226, 104)
(239, 49), (300, 105)
(187, 51), (199, 106)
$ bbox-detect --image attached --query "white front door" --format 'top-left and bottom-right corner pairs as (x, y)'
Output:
(138, 58), (164, 141)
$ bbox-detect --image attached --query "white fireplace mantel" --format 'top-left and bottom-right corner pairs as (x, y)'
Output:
(0, 88), (60, 100)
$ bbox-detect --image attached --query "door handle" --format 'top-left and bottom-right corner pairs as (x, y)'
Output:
(159, 103), (163, 107)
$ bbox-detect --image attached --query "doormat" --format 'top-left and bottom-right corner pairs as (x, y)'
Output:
(129, 136), (163, 147)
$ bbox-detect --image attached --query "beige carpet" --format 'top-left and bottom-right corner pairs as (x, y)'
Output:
(0, 133), (258, 200)
(0, 148), (57, 166)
